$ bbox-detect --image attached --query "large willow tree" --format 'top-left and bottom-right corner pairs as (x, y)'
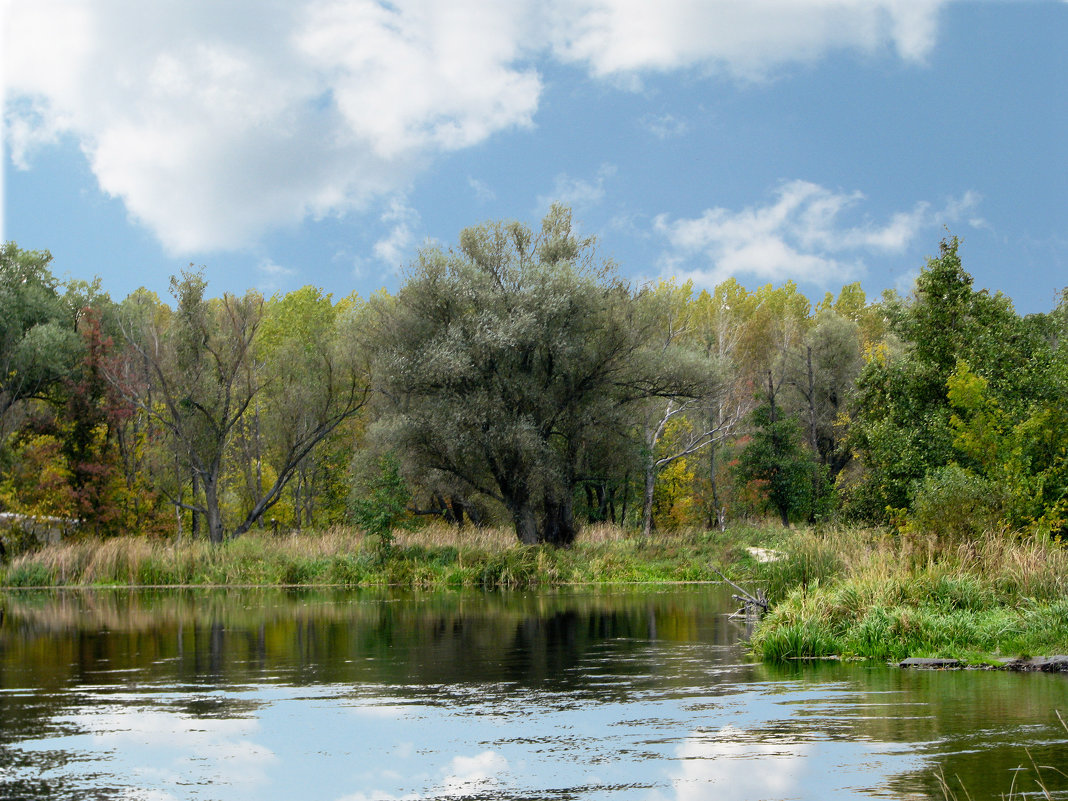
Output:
(372, 206), (709, 546)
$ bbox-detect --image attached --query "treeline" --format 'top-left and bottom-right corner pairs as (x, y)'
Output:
(2, 207), (1066, 547)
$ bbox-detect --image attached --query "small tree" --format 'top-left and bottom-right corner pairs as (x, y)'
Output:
(734, 403), (816, 527)
(350, 454), (414, 559)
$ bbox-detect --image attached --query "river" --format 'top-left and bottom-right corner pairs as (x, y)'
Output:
(1, 585), (1066, 800)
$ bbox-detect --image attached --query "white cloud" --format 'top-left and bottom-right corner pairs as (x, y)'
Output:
(121, 791), (179, 801)
(373, 196), (422, 269)
(259, 258), (297, 278)
(538, 163), (617, 212)
(547, 0), (946, 81)
(335, 792), (419, 801)
(63, 707), (275, 792)
(4, 1), (540, 253)
(646, 727), (815, 801)
(333, 750), (507, 801)
(468, 177), (497, 203)
(294, 1), (541, 158)
(4, 0), (949, 254)
(641, 113), (690, 140)
(655, 180), (981, 288)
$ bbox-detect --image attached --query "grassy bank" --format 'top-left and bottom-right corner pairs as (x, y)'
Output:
(6, 522), (1068, 664)
(747, 527), (1068, 664)
(0, 523), (765, 590)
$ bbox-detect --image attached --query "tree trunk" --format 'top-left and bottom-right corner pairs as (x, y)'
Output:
(596, 483), (609, 523)
(448, 495), (466, 527)
(202, 473), (226, 544)
(511, 502), (539, 545)
(641, 463), (656, 537)
(191, 472), (201, 539)
(541, 498), (578, 547)
(778, 503), (790, 528)
(706, 434), (721, 529)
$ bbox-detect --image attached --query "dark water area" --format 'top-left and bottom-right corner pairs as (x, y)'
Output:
(1, 585), (1066, 800)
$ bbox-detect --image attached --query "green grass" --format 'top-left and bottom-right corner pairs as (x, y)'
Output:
(0, 523), (754, 590)
(749, 528), (1068, 664)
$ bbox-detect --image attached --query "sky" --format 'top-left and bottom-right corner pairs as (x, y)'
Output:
(2, 1), (1066, 315)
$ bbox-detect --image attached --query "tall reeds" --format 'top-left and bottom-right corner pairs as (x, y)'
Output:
(750, 528), (1068, 662)
(0, 523), (746, 589)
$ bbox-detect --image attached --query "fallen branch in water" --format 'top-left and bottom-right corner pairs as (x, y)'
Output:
(711, 566), (768, 617)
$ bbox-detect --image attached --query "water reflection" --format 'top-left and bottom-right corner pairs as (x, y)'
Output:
(1, 586), (1067, 800)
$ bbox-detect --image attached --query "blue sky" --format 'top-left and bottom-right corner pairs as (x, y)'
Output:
(3, 1), (1066, 314)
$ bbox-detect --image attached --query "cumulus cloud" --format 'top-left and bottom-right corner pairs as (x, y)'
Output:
(654, 180), (981, 288)
(333, 750), (508, 801)
(65, 707), (275, 792)
(538, 163), (617, 212)
(468, 177), (497, 203)
(646, 727), (816, 801)
(372, 196), (422, 270)
(547, 0), (945, 80)
(5, 0), (948, 254)
(4, 1), (540, 253)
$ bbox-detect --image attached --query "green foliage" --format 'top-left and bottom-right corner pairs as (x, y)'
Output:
(734, 405), (818, 526)
(350, 454), (415, 558)
(947, 360), (1068, 536)
(116, 273), (369, 542)
(373, 206), (709, 546)
(751, 620), (842, 661)
(0, 244), (84, 426)
(907, 464), (1006, 540)
(847, 238), (1053, 527)
(750, 532), (842, 603)
(751, 527), (1068, 663)
(4, 561), (55, 587)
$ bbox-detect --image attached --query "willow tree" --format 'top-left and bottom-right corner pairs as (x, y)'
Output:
(372, 206), (706, 546)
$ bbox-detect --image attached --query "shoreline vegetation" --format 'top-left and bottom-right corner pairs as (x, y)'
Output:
(5, 223), (1068, 676)
(3, 523), (1067, 667)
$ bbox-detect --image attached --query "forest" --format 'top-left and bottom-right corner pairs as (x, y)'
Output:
(2, 205), (1067, 552)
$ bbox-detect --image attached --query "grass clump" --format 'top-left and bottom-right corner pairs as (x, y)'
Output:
(750, 528), (1068, 664)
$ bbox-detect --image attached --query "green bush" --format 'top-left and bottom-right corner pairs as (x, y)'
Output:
(350, 454), (415, 560)
(908, 464), (1007, 539)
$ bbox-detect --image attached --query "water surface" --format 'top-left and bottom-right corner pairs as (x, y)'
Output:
(1, 586), (1066, 800)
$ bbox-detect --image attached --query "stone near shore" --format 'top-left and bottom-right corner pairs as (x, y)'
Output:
(998, 656), (1068, 672)
(899, 658), (962, 669)
(897, 655), (1068, 672)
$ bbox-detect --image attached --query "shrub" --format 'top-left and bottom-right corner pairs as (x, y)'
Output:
(350, 454), (415, 560)
(908, 464), (1007, 540)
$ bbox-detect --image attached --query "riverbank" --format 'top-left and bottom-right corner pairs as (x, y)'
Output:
(746, 526), (1068, 665)
(0, 523), (759, 589)
(4, 522), (1067, 665)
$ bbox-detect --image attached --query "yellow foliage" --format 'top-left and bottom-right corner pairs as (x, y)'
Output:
(653, 458), (698, 530)
(863, 341), (890, 366)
